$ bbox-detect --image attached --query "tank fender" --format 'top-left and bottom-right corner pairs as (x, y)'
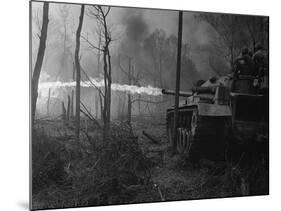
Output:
(195, 103), (232, 116)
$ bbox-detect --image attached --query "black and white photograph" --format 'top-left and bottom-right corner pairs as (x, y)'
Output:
(30, 0), (269, 210)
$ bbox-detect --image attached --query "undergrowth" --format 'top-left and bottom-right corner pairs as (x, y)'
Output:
(32, 121), (269, 209)
(32, 123), (156, 209)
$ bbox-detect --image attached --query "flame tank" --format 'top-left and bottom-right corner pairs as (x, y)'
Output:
(163, 75), (268, 161)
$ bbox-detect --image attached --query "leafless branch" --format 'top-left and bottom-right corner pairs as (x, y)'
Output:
(80, 101), (101, 129)
(80, 65), (105, 97)
(81, 34), (103, 51)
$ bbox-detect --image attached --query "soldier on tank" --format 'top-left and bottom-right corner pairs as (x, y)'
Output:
(232, 47), (256, 93)
(252, 43), (267, 77)
(248, 50), (253, 57)
(233, 47), (255, 76)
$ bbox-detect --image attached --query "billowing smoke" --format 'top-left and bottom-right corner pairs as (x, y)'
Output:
(123, 10), (148, 43)
(118, 9), (149, 57)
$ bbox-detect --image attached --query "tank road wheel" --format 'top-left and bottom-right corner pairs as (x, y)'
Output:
(184, 130), (192, 154)
(177, 128), (184, 153)
(167, 106), (230, 160)
(186, 110), (200, 160)
(181, 129), (185, 153)
(182, 129), (187, 150)
(191, 110), (198, 136)
(177, 128), (190, 154)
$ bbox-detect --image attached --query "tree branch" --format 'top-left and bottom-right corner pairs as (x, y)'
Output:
(80, 65), (105, 97)
(81, 34), (103, 51)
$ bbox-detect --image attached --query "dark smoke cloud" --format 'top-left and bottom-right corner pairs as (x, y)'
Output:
(119, 9), (149, 57)
(122, 10), (148, 43)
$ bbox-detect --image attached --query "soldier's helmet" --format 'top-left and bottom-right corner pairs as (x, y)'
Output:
(249, 50), (253, 57)
(241, 46), (249, 56)
(254, 43), (263, 52)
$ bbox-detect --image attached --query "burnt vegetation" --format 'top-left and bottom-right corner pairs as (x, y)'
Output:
(31, 2), (269, 210)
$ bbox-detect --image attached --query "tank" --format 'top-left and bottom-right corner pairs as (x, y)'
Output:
(162, 74), (268, 161)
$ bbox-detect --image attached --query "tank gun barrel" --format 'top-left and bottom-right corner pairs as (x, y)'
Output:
(161, 89), (193, 97)
(192, 86), (216, 94)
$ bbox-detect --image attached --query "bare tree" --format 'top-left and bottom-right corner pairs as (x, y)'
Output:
(66, 95), (71, 121)
(243, 16), (269, 50)
(31, 2), (49, 124)
(199, 14), (269, 73)
(61, 101), (66, 121)
(118, 56), (135, 127)
(118, 56), (133, 125)
(118, 55), (159, 127)
(198, 14), (242, 69)
(70, 89), (74, 119)
(74, 4), (85, 139)
(86, 5), (112, 139)
(94, 30), (102, 119)
(80, 30), (103, 120)
(70, 62), (75, 119)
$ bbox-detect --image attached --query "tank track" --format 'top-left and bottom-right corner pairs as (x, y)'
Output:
(167, 106), (231, 161)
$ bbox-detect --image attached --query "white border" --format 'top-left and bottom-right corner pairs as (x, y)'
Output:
(0, 0), (279, 211)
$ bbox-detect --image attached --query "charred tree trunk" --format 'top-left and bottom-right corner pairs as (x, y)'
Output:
(127, 57), (132, 126)
(61, 101), (66, 121)
(31, 2), (49, 124)
(98, 91), (103, 122)
(86, 6), (112, 140)
(103, 47), (112, 139)
(127, 94), (132, 125)
(95, 31), (101, 119)
(173, 11), (183, 153)
(138, 94), (141, 116)
(107, 50), (112, 133)
(102, 49), (108, 137)
(46, 88), (51, 116)
(121, 93), (126, 121)
(95, 91), (99, 119)
(66, 95), (70, 121)
(70, 89), (74, 119)
(71, 63), (75, 119)
(97, 30), (101, 76)
(101, 7), (112, 140)
(74, 4), (85, 139)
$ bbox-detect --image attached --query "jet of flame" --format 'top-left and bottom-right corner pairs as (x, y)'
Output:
(38, 77), (162, 96)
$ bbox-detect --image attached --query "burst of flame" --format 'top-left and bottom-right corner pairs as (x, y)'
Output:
(38, 77), (162, 97)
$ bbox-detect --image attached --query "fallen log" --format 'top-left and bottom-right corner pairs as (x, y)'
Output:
(142, 131), (161, 144)
(154, 183), (165, 201)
